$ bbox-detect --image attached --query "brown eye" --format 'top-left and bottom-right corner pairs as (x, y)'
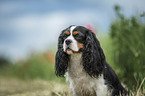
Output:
(73, 31), (79, 35)
(65, 31), (70, 35)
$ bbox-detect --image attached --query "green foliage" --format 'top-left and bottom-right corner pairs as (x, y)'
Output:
(0, 56), (10, 67)
(0, 53), (65, 82)
(98, 35), (115, 67)
(110, 5), (145, 89)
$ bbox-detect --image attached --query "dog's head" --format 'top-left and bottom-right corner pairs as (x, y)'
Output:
(55, 25), (105, 77)
(62, 25), (85, 55)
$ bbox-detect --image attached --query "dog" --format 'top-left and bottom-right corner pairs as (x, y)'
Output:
(55, 25), (129, 96)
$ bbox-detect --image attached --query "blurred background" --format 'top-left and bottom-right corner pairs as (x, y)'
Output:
(0, 0), (145, 96)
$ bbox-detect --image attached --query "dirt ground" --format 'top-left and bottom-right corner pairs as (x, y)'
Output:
(0, 77), (70, 96)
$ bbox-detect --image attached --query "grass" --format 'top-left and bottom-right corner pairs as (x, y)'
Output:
(0, 77), (144, 96)
(0, 52), (65, 82)
(0, 77), (69, 96)
(98, 34), (123, 77)
(136, 77), (145, 96)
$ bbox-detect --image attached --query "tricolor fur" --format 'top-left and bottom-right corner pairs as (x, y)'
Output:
(55, 25), (129, 96)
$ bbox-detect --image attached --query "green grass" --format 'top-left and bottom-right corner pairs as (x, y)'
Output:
(0, 52), (65, 83)
(98, 34), (145, 96)
(110, 5), (145, 90)
(0, 77), (69, 96)
(98, 34), (122, 75)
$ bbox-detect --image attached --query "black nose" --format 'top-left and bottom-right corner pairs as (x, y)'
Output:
(65, 39), (72, 45)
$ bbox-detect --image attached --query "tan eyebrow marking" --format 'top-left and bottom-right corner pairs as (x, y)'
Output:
(73, 31), (79, 35)
(65, 31), (70, 35)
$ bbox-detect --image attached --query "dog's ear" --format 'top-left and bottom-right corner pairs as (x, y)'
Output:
(55, 31), (69, 77)
(82, 29), (105, 77)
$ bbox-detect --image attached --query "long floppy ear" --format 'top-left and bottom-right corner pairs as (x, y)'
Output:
(82, 29), (105, 77)
(55, 32), (69, 77)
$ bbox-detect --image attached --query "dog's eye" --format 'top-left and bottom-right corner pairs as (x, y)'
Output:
(73, 32), (85, 42)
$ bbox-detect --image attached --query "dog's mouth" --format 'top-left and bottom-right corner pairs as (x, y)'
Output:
(66, 49), (73, 54)
(66, 47), (75, 54)
(65, 47), (83, 54)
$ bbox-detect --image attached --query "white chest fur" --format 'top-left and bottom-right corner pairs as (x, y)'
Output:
(65, 53), (110, 96)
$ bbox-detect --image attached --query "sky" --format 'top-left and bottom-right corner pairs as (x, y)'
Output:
(0, 0), (145, 61)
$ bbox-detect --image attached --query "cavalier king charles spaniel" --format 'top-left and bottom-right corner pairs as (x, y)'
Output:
(55, 25), (129, 96)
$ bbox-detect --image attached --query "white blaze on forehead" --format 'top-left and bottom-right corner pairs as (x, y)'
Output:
(70, 26), (77, 35)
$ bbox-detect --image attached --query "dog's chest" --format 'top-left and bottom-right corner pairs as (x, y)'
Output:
(65, 54), (109, 96)
(68, 54), (85, 78)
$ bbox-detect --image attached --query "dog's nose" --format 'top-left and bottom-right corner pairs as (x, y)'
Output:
(65, 39), (72, 45)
